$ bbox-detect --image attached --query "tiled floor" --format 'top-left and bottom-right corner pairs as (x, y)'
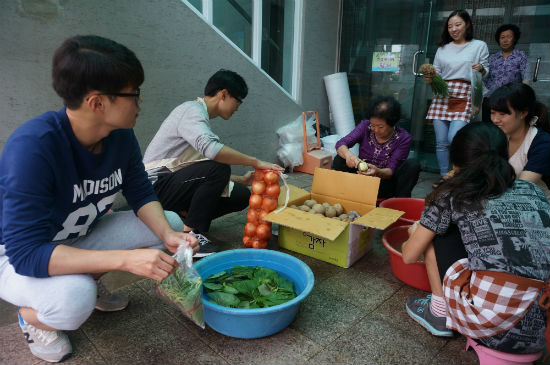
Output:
(1, 171), (548, 365)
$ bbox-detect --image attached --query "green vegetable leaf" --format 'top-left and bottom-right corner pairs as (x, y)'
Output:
(203, 282), (223, 290)
(258, 283), (272, 296)
(222, 284), (239, 294)
(205, 265), (297, 309)
(208, 292), (241, 307)
(231, 280), (258, 296)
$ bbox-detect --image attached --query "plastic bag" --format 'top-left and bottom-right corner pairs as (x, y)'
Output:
(470, 68), (483, 116)
(155, 243), (205, 328)
(276, 114), (316, 146)
(276, 142), (303, 171)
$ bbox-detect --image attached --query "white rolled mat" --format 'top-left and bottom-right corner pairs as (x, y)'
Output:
(323, 72), (359, 155)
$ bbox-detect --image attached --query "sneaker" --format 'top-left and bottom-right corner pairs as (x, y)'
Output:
(95, 280), (129, 312)
(189, 231), (219, 258)
(18, 312), (72, 363)
(405, 295), (453, 337)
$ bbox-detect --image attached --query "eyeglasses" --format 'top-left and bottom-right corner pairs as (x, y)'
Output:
(89, 88), (141, 106)
(232, 94), (243, 105)
(104, 88), (141, 106)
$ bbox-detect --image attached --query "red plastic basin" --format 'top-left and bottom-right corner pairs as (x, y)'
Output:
(379, 198), (425, 230)
(382, 225), (430, 292)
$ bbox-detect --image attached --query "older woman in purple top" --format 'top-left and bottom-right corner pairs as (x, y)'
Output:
(333, 95), (420, 198)
(482, 24), (528, 122)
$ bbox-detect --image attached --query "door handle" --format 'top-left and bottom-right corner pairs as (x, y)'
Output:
(533, 57), (540, 82)
(412, 50), (424, 77)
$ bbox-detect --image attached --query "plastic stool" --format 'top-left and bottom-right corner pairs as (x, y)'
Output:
(466, 337), (542, 365)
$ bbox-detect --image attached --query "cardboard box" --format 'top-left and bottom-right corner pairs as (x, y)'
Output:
(266, 168), (404, 268)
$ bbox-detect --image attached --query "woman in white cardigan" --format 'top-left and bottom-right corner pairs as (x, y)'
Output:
(425, 9), (489, 176)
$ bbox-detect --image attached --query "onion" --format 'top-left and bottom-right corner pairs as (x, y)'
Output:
(247, 209), (259, 224)
(265, 184), (280, 197)
(261, 196), (278, 211)
(249, 194), (263, 208)
(244, 222), (257, 236)
(243, 235), (253, 248)
(263, 171), (278, 184)
(256, 223), (272, 240)
(254, 170), (265, 181)
(251, 181), (266, 194)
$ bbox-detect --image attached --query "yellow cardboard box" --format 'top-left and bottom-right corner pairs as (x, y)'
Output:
(265, 168), (404, 268)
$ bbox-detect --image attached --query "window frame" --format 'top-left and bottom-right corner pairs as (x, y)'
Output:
(182, 0), (302, 101)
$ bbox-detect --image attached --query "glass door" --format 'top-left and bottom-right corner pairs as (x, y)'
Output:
(340, 0), (550, 172)
(339, 0), (440, 171)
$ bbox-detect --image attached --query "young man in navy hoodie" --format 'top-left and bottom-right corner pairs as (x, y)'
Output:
(0, 35), (198, 363)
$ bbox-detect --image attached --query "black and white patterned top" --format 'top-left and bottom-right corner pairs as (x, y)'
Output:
(420, 179), (550, 353)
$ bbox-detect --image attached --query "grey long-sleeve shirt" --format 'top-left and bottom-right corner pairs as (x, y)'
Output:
(143, 99), (225, 170)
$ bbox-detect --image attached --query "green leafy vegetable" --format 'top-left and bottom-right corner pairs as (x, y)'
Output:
(472, 80), (483, 107)
(204, 265), (297, 309)
(419, 63), (449, 97)
(156, 269), (204, 327)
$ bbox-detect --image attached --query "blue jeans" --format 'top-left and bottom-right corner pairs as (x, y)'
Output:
(433, 119), (468, 175)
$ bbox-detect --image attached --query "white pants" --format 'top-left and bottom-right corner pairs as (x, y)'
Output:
(0, 210), (183, 330)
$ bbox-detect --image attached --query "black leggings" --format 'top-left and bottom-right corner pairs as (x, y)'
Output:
(432, 224), (467, 282)
(153, 160), (250, 233)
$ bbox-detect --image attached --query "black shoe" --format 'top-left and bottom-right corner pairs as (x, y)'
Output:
(189, 232), (219, 258)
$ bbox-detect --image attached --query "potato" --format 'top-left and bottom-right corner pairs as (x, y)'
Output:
(311, 204), (325, 214)
(322, 202), (331, 208)
(290, 205), (297, 209)
(338, 213), (348, 220)
(358, 161), (369, 172)
(334, 204), (344, 215)
(325, 206), (337, 218)
(304, 199), (317, 208)
(299, 205), (311, 212)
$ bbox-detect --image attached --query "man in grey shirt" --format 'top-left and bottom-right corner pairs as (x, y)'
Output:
(143, 69), (283, 256)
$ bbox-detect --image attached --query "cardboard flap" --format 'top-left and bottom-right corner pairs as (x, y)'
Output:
(277, 185), (310, 207)
(312, 168), (380, 206)
(354, 207), (404, 230)
(264, 208), (348, 241)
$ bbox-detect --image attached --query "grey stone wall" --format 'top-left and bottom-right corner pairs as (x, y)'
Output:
(0, 0), (340, 175)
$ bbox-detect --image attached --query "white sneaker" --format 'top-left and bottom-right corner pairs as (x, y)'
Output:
(189, 231), (219, 258)
(18, 312), (72, 363)
(95, 279), (129, 312)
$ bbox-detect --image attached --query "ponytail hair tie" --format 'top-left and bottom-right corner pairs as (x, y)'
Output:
(529, 116), (539, 127)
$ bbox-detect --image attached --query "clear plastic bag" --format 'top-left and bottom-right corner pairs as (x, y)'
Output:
(276, 142), (304, 171)
(276, 114), (316, 145)
(155, 243), (205, 328)
(470, 68), (483, 116)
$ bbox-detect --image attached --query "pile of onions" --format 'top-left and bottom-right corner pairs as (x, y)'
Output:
(243, 170), (280, 249)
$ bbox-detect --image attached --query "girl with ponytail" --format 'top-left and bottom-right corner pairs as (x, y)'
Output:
(402, 122), (550, 357)
(489, 82), (550, 200)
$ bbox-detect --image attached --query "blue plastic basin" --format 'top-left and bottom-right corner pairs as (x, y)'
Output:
(193, 249), (315, 339)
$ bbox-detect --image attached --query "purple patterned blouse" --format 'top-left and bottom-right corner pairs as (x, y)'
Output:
(335, 120), (412, 172)
(483, 49), (527, 97)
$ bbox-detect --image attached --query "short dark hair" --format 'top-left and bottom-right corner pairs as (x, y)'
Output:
(52, 35), (144, 109)
(487, 82), (550, 133)
(366, 95), (401, 127)
(204, 69), (248, 100)
(495, 24), (521, 45)
(426, 122), (515, 211)
(439, 9), (474, 47)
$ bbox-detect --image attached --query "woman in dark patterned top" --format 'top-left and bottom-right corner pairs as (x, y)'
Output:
(332, 95), (420, 198)
(402, 122), (549, 355)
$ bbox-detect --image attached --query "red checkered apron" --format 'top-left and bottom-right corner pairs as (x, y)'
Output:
(443, 258), (550, 358)
(426, 80), (472, 122)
